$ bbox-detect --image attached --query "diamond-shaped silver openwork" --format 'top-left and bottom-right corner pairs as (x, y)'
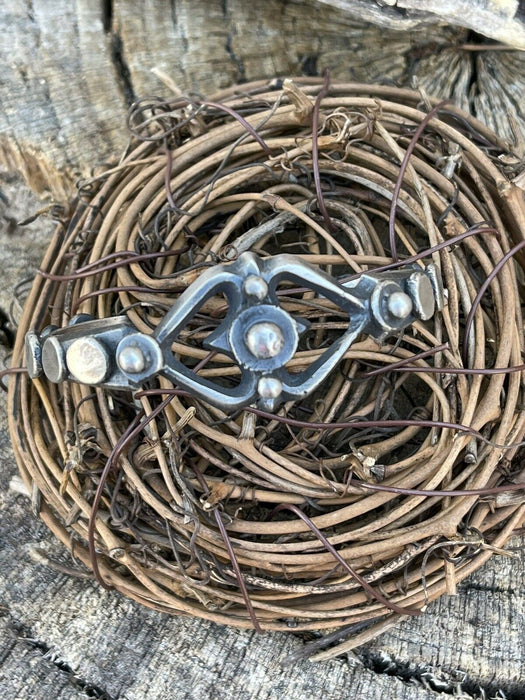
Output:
(25, 252), (443, 412)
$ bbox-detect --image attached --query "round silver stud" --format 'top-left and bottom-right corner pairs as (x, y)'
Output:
(117, 345), (146, 373)
(245, 322), (285, 359)
(258, 376), (283, 399)
(243, 275), (268, 300)
(387, 291), (413, 319)
(66, 337), (109, 385)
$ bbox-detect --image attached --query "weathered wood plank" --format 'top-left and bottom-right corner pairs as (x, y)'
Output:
(0, 0), (128, 200)
(0, 172), (522, 700)
(2, 1), (524, 202)
(318, 0), (525, 49)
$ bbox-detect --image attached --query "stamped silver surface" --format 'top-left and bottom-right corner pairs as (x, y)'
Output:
(25, 252), (443, 411)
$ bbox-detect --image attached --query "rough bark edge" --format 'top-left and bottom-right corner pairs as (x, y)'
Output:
(317, 0), (525, 48)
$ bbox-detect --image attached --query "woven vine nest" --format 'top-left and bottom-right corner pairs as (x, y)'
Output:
(8, 77), (525, 661)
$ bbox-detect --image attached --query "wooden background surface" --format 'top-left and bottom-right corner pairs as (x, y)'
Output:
(0, 2), (524, 698)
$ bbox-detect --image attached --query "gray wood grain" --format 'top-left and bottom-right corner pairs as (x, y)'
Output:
(0, 171), (523, 700)
(318, 0), (525, 49)
(1, 1), (524, 202)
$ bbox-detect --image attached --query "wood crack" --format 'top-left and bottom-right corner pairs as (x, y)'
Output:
(222, 2), (246, 84)
(101, 0), (113, 34)
(101, 0), (135, 107)
(109, 31), (136, 107)
(8, 618), (116, 700)
(225, 33), (246, 84)
(359, 649), (523, 699)
(460, 581), (521, 595)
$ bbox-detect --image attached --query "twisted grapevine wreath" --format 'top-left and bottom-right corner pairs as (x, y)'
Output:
(7, 77), (525, 660)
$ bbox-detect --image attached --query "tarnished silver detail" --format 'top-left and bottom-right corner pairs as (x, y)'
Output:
(42, 336), (67, 383)
(243, 275), (268, 300)
(245, 322), (285, 359)
(69, 313), (94, 327)
(257, 376), (283, 412)
(25, 326), (59, 380)
(407, 271), (435, 320)
(387, 291), (413, 319)
(27, 316), (139, 390)
(117, 345), (146, 373)
(424, 263), (445, 312)
(227, 304), (300, 373)
(66, 337), (109, 384)
(115, 334), (163, 384)
(26, 253), (443, 412)
(258, 376), (282, 398)
(25, 330), (43, 379)
(369, 280), (413, 335)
